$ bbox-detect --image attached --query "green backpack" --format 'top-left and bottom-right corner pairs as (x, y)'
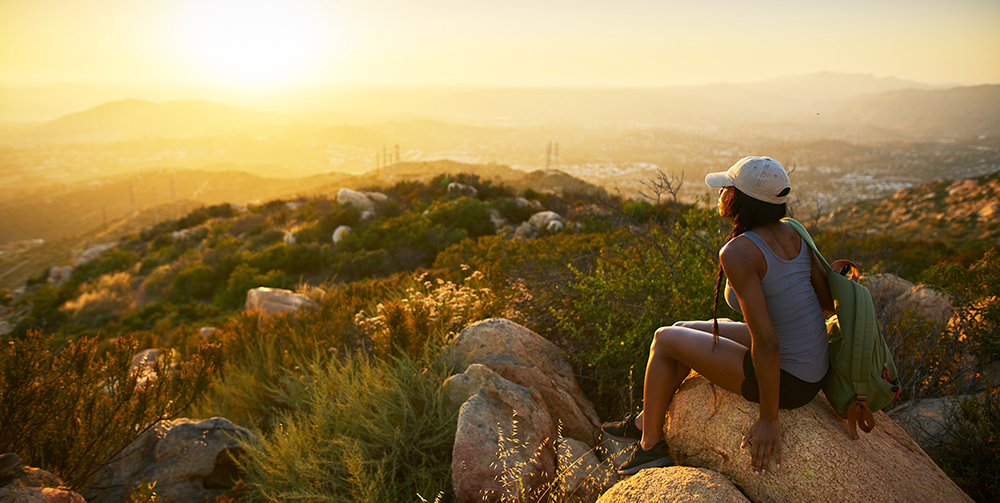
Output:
(784, 218), (900, 440)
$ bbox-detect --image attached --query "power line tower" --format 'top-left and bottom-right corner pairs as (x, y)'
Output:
(395, 143), (400, 167)
(554, 142), (559, 168)
(546, 142), (552, 169)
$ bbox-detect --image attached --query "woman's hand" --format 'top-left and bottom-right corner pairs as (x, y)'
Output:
(741, 417), (781, 475)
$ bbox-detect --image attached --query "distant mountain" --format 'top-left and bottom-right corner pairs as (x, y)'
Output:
(825, 85), (1000, 140)
(39, 100), (297, 138)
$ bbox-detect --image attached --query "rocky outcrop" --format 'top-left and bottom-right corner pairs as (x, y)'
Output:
(444, 364), (555, 502)
(514, 211), (566, 239)
(442, 318), (601, 445)
(598, 467), (748, 503)
(888, 396), (964, 450)
(661, 375), (971, 502)
(864, 273), (955, 325)
(47, 266), (74, 286)
(447, 182), (478, 198)
(244, 287), (318, 316)
(85, 417), (254, 503)
(337, 188), (387, 214)
(0, 464), (86, 503)
(75, 243), (116, 266)
(333, 225), (351, 245)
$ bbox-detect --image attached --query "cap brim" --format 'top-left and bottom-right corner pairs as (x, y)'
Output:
(705, 172), (733, 187)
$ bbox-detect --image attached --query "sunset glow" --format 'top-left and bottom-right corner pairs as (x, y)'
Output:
(178, 0), (330, 86)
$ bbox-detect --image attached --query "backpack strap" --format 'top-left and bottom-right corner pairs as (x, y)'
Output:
(783, 218), (878, 440)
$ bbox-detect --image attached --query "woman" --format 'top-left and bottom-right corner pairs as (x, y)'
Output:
(602, 156), (833, 476)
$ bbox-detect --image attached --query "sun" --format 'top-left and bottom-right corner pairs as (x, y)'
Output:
(181, 0), (328, 86)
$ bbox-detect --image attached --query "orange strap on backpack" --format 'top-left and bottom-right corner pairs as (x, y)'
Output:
(845, 395), (876, 440)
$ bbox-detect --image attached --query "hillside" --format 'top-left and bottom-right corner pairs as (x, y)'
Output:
(827, 85), (1000, 140)
(39, 100), (298, 138)
(821, 170), (1000, 243)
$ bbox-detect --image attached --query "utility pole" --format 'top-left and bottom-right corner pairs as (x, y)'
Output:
(546, 142), (552, 169)
(554, 142), (559, 168)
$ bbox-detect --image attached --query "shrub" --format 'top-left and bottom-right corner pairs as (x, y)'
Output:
(61, 272), (135, 328)
(237, 353), (460, 502)
(214, 264), (290, 310)
(928, 387), (1000, 501)
(170, 264), (216, 302)
(0, 330), (216, 490)
(926, 247), (1000, 363)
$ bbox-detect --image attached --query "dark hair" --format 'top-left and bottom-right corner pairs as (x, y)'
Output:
(712, 186), (788, 343)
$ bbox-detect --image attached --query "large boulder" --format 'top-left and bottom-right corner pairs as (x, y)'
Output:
(888, 396), (965, 450)
(442, 318), (601, 445)
(47, 265), (74, 286)
(85, 417), (254, 503)
(0, 464), (85, 503)
(336, 188), (387, 214)
(74, 243), (116, 266)
(514, 211), (565, 239)
(864, 273), (954, 325)
(244, 287), (319, 316)
(444, 364), (555, 502)
(662, 375), (971, 502)
(447, 182), (478, 198)
(598, 467), (748, 503)
(332, 225), (351, 245)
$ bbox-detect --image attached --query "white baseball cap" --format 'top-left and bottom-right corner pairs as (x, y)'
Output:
(705, 156), (791, 204)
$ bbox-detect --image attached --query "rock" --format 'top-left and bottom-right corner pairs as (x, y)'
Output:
(47, 266), (74, 285)
(75, 243), (116, 266)
(444, 364), (555, 502)
(488, 209), (509, 233)
(199, 327), (217, 338)
(229, 202), (247, 213)
(514, 197), (530, 207)
(898, 285), (954, 325)
(0, 321), (11, 336)
(662, 375), (972, 502)
(282, 231), (296, 245)
(442, 318), (601, 445)
(0, 465), (85, 503)
(84, 417), (254, 503)
(598, 467), (749, 503)
(888, 396), (964, 450)
(447, 182), (479, 198)
(244, 287), (319, 316)
(337, 188), (386, 214)
(285, 201), (303, 211)
(514, 211), (566, 239)
(863, 273), (915, 302)
(333, 225), (351, 245)
(171, 229), (189, 242)
(556, 437), (615, 502)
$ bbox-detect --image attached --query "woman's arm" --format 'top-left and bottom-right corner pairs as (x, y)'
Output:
(810, 251), (835, 313)
(720, 238), (782, 475)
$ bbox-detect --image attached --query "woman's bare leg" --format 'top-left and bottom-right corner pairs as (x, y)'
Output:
(638, 324), (749, 450)
(632, 320), (751, 430)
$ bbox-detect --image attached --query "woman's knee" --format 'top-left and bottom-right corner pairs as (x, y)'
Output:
(651, 326), (680, 353)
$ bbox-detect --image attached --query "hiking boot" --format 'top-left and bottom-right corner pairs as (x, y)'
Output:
(617, 441), (674, 475)
(601, 412), (643, 441)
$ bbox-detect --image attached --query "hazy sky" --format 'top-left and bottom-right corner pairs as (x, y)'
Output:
(1, 0), (998, 89)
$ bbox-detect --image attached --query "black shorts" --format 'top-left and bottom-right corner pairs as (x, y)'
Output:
(741, 350), (826, 410)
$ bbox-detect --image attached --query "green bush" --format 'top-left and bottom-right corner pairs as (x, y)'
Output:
(0, 330), (216, 490)
(926, 247), (1000, 363)
(238, 353), (459, 502)
(214, 264), (290, 310)
(170, 264), (216, 302)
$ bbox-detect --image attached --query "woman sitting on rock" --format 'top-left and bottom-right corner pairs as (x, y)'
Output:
(603, 156), (833, 476)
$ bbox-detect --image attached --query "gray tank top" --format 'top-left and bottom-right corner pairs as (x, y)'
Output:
(725, 230), (829, 383)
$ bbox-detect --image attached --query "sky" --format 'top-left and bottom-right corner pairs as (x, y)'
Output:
(1, 0), (999, 89)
